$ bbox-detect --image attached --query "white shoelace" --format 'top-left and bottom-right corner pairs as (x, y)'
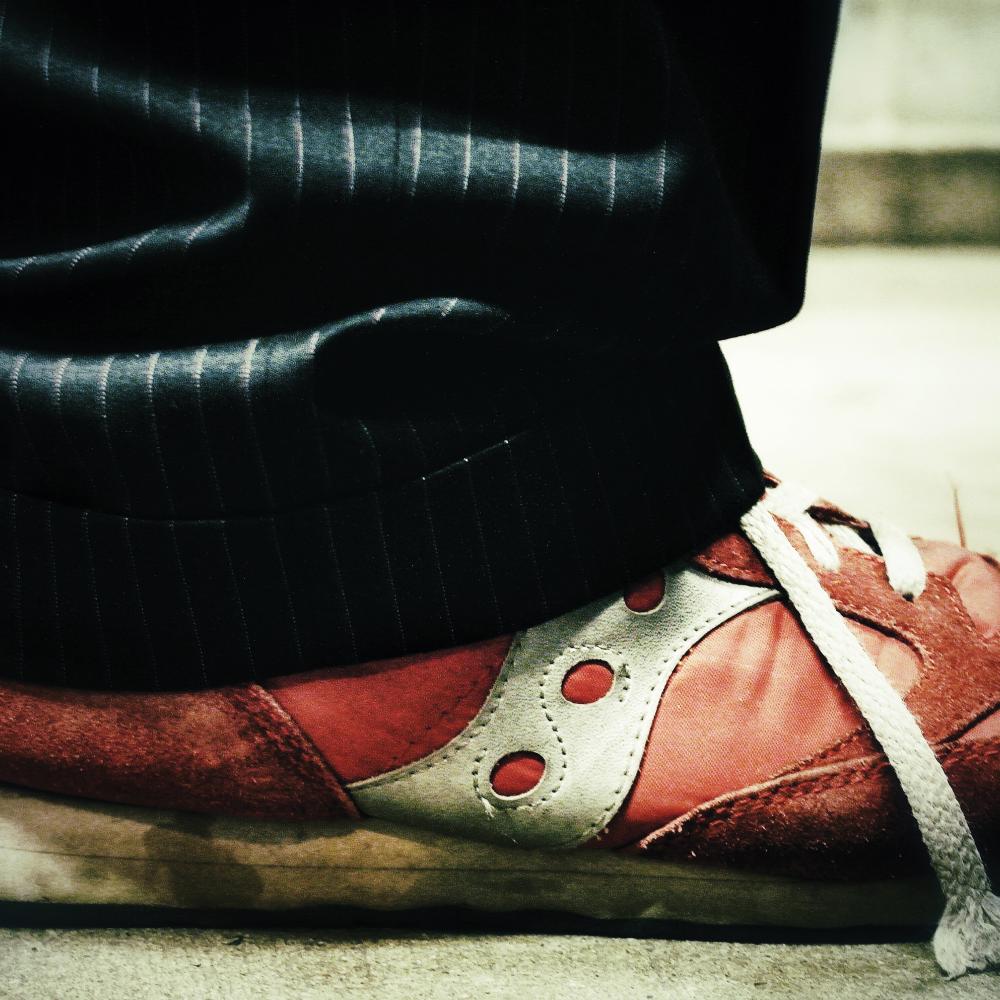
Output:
(741, 483), (1000, 978)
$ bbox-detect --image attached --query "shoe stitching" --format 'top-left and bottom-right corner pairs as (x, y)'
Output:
(552, 592), (772, 850)
(360, 631), (529, 785)
(487, 591), (773, 845)
(470, 642), (623, 815)
(774, 596), (936, 776)
(358, 583), (773, 846)
(384, 666), (500, 773)
(465, 589), (766, 842)
(655, 741), (1000, 845)
(706, 543), (992, 778)
(799, 571), (991, 769)
(835, 561), (981, 644)
(696, 550), (765, 583)
(706, 741), (1000, 834)
(230, 684), (360, 818)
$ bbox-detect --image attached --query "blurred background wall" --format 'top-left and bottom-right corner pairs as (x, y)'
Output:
(814, 0), (1000, 243)
(724, 0), (1000, 554)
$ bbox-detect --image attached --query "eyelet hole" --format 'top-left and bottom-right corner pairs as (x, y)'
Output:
(624, 570), (665, 613)
(490, 751), (546, 797)
(561, 659), (615, 705)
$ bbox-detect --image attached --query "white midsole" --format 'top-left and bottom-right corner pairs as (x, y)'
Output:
(0, 784), (942, 927)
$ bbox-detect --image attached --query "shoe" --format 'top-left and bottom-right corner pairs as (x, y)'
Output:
(1, 479), (998, 977)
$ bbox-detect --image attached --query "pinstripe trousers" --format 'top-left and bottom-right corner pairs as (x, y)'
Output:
(0, 1), (840, 689)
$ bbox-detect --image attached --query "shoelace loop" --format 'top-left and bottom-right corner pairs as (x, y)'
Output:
(760, 482), (927, 600)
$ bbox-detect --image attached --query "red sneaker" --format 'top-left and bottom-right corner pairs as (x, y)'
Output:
(1, 481), (998, 977)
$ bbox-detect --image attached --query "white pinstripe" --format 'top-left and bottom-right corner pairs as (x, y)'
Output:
(146, 352), (207, 680)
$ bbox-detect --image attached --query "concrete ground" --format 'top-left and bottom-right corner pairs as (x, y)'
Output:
(2, 247), (999, 998)
(2, 929), (999, 1000)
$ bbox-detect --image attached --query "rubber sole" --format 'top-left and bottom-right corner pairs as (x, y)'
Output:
(0, 784), (943, 928)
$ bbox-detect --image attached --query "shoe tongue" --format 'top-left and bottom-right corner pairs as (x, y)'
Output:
(914, 540), (1000, 637)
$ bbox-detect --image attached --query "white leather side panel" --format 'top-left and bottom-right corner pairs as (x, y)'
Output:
(350, 566), (776, 849)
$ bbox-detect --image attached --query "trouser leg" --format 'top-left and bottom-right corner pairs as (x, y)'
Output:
(0, 2), (840, 688)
